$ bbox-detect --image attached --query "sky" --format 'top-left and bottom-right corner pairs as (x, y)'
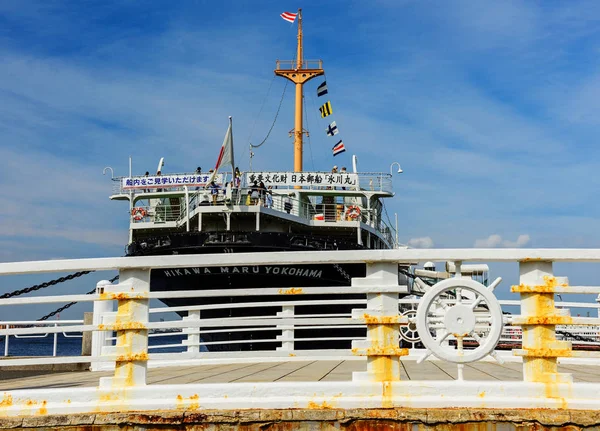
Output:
(1, 0), (600, 321)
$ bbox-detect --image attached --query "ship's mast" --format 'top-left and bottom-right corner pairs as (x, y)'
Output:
(275, 9), (324, 172)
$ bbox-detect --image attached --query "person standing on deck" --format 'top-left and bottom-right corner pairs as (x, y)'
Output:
(144, 171), (150, 193)
(284, 193), (293, 214)
(210, 181), (220, 205)
(265, 186), (273, 208)
(156, 171), (163, 192)
(234, 167), (242, 203)
(194, 167), (202, 191)
(250, 181), (259, 205)
(259, 181), (266, 206)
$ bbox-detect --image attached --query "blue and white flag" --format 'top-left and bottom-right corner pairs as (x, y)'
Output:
(326, 121), (338, 136)
(332, 140), (346, 156)
(317, 81), (328, 97)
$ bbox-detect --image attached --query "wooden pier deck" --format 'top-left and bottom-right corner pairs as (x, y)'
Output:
(2, 359), (600, 391)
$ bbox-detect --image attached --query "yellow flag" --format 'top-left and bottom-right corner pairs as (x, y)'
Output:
(319, 101), (333, 118)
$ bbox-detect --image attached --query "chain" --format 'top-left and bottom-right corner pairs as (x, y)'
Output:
(1, 271), (94, 299)
(333, 261), (351, 281)
(36, 274), (120, 321)
(312, 241), (351, 281)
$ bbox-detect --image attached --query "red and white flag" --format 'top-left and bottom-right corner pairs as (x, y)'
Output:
(212, 117), (235, 180)
(280, 11), (297, 23)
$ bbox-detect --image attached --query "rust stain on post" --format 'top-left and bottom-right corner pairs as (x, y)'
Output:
(521, 257), (543, 262)
(362, 314), (401, 325)
(38, 401), (47, 415)
(278, 288), (304, 295)
(116, 352), (149, 362)
(98, 322), (147, 331)
(518, 348), (573, 358)
(519, 316), (573, 325)
(352, 346), (408, 356)
(0, 394), (12, 408)
(307, 400), (334, 409)
(511, 275), (569, 293)
(175, 394), (200, 410)
(100, 292), (148, 300)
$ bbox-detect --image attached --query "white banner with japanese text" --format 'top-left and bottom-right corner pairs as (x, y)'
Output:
(245, 172), (358, 188)
(122, 174), (224, 190)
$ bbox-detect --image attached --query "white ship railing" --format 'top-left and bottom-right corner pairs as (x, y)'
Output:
(130, 188), (395, 246)
(1, 249), (600, 415)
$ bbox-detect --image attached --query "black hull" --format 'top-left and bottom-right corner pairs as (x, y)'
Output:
(128, 231), (388, 351)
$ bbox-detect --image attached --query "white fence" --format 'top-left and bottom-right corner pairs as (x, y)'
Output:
(1, 249), (600, 417)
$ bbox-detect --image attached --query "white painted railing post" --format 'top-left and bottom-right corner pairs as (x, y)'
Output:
(3, 325), (8, 356)
(183, 310), (201, 353)
(351, 262), (408, 390)
(99, 269), (150, 388)
(514, 261), (572, 383)
(91, 280), (114, 372)
(52, 324), (58, 357)
(276, 305), (295, 351)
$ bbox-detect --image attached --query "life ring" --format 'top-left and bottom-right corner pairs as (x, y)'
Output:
(346, 205), (361, 219)
(131, 207), (147, 221)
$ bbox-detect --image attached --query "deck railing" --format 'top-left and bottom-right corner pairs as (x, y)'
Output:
(130, 189), (395, 246)
(111, 172), (394, 196)
(1, 249), (600, 416)
(275, 59), (323, 70)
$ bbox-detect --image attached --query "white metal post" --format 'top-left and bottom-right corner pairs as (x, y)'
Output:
(276, 305), (295, 351)
(518, 261), (571, 383)
(184, 310), (201, 354)
(184, 186), (190, 232)
(352, 262), (408, 383)
(4, 325), (8, 356)
(52, 323), (58, 357)
(91, 280), (115, 372)
(99, 269), (150, 388)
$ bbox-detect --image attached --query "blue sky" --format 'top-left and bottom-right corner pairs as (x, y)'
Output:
(1, 1), (600, 320)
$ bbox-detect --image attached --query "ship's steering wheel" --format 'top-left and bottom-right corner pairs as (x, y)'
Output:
(415, 277), (504, 363)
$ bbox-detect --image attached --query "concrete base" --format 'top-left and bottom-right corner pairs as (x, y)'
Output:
(3, 408), (600, 430)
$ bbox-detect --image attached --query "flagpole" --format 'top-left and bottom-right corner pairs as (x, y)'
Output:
(294, 8), (303, 172)
(229, 116), (234, 182)
(275, 8), (324, 174)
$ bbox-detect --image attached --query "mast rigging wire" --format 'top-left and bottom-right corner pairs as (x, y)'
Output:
(244, 75), (276, 148)
(303, 94), (315, 170)
(251, 80), (289, 149)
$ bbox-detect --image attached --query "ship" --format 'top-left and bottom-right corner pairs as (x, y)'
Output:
(108, 10), (410, 351)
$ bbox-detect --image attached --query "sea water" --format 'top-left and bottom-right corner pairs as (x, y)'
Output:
(0, 333), (202, 357)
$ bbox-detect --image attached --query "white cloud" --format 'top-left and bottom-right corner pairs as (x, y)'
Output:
(474, 234), (530, 248)
(408, 237), (434, 248)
